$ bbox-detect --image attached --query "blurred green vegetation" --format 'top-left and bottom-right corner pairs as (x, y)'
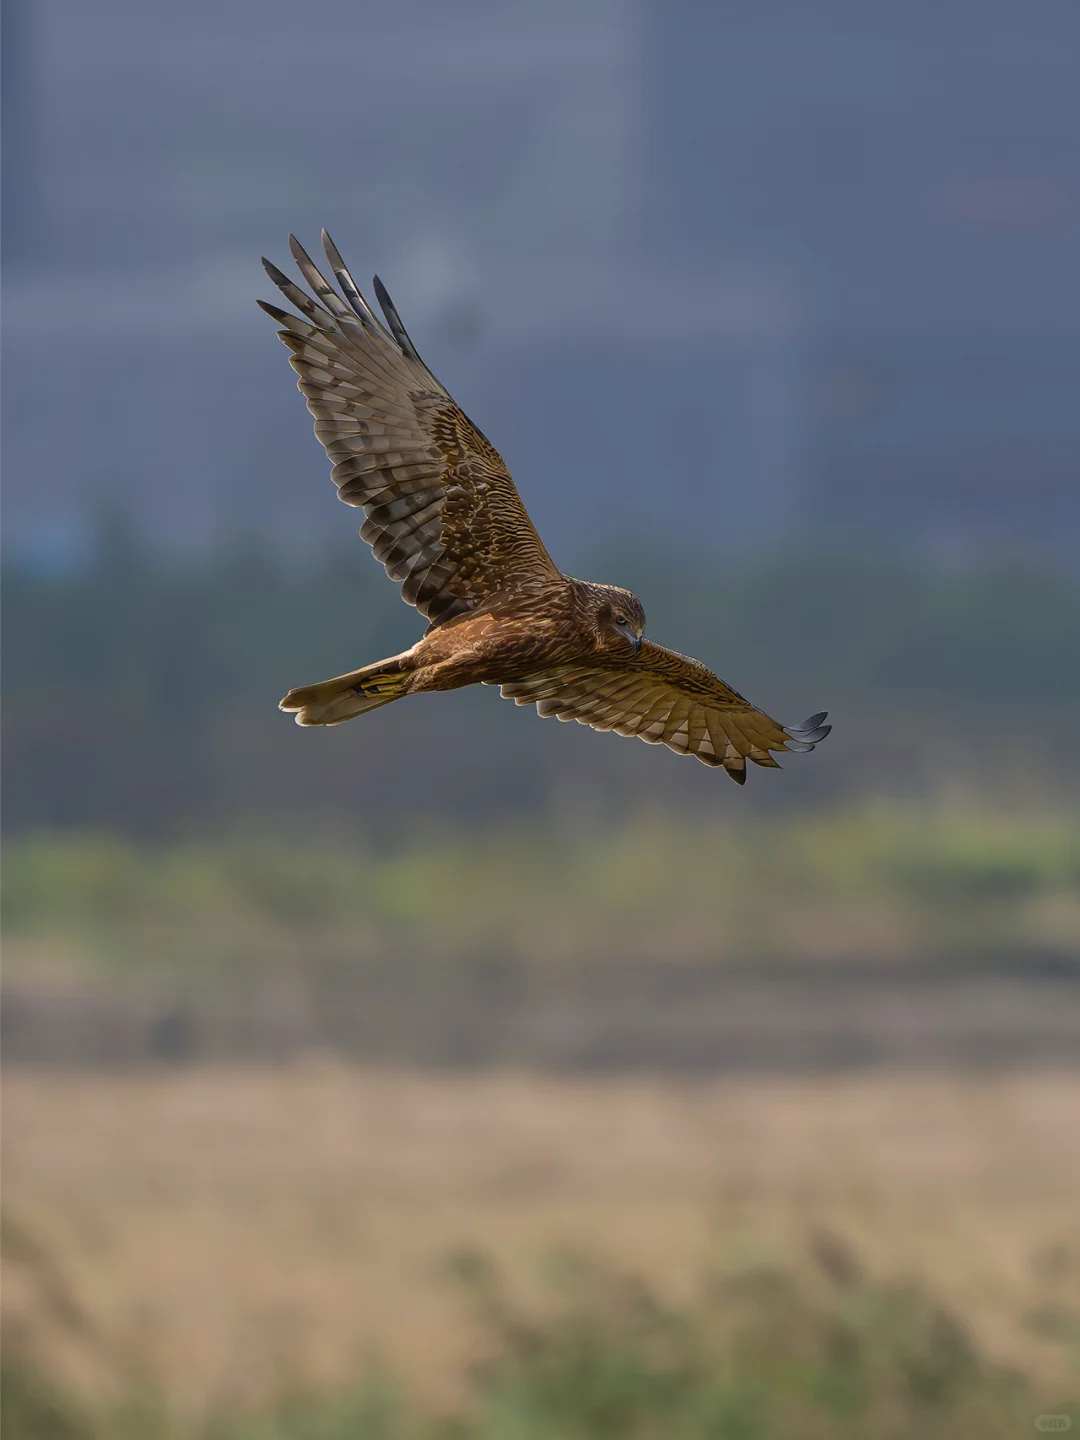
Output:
(4, 805), (1078, 984)
(3, 1245), (1074, 1439)
(4, 535), (1079, 833)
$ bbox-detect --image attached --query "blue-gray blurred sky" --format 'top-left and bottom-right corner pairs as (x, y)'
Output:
(3, 0), (1079, 566)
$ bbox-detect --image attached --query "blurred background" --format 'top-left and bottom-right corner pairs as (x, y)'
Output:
(2, 1), (1079, 1435)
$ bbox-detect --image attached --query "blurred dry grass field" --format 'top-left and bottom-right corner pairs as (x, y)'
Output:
(3, 1065), (1079, 1419)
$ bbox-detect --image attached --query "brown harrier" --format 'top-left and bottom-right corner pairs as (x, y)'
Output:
(260, 234), (831, 784)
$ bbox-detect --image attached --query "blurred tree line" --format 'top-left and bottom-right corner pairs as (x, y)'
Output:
(4, 520), (1079, 837)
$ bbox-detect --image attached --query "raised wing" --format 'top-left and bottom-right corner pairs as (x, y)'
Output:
(498, 640), (831, 784)
(259, 233), (561, 627)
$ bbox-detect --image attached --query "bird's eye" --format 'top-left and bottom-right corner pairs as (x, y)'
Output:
(614, 613), (627, 626)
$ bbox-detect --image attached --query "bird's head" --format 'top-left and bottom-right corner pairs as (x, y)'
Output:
(590, 585), (647, 656)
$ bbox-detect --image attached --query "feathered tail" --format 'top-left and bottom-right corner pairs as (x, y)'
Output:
(279, 653), (412, 727)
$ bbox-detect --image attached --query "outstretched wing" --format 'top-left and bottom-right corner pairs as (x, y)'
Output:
(498, 640), (830, 785)
(259, 233), (561, 627)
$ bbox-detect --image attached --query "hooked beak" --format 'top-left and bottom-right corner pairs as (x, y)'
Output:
(616, 622), (643, 655)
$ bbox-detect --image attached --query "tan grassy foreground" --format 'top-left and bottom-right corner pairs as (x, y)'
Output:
(3, 1064), (1079, 1420)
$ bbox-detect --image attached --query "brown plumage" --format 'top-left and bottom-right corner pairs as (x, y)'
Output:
(262, 233), (831, 784)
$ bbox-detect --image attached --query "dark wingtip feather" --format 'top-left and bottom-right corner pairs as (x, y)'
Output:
(372, 274), (422, 362)
(320, 229), (388, 336)
(794, 723), (831, 744)
(286, 234), (355, 323)
(726, 765), (747, 786)
(785, 711), (830, 732)
(371, 273), (393, 311)
(259, 256), (334, 325)
(321, 229), (356, 290)
(783, 711), (832, 752)
(256, 298), (289, 321)
(262, 256), (292, 288)
(791, 711), (828, 733)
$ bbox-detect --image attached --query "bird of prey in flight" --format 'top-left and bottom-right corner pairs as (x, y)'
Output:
(259, 234), (831, 784)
